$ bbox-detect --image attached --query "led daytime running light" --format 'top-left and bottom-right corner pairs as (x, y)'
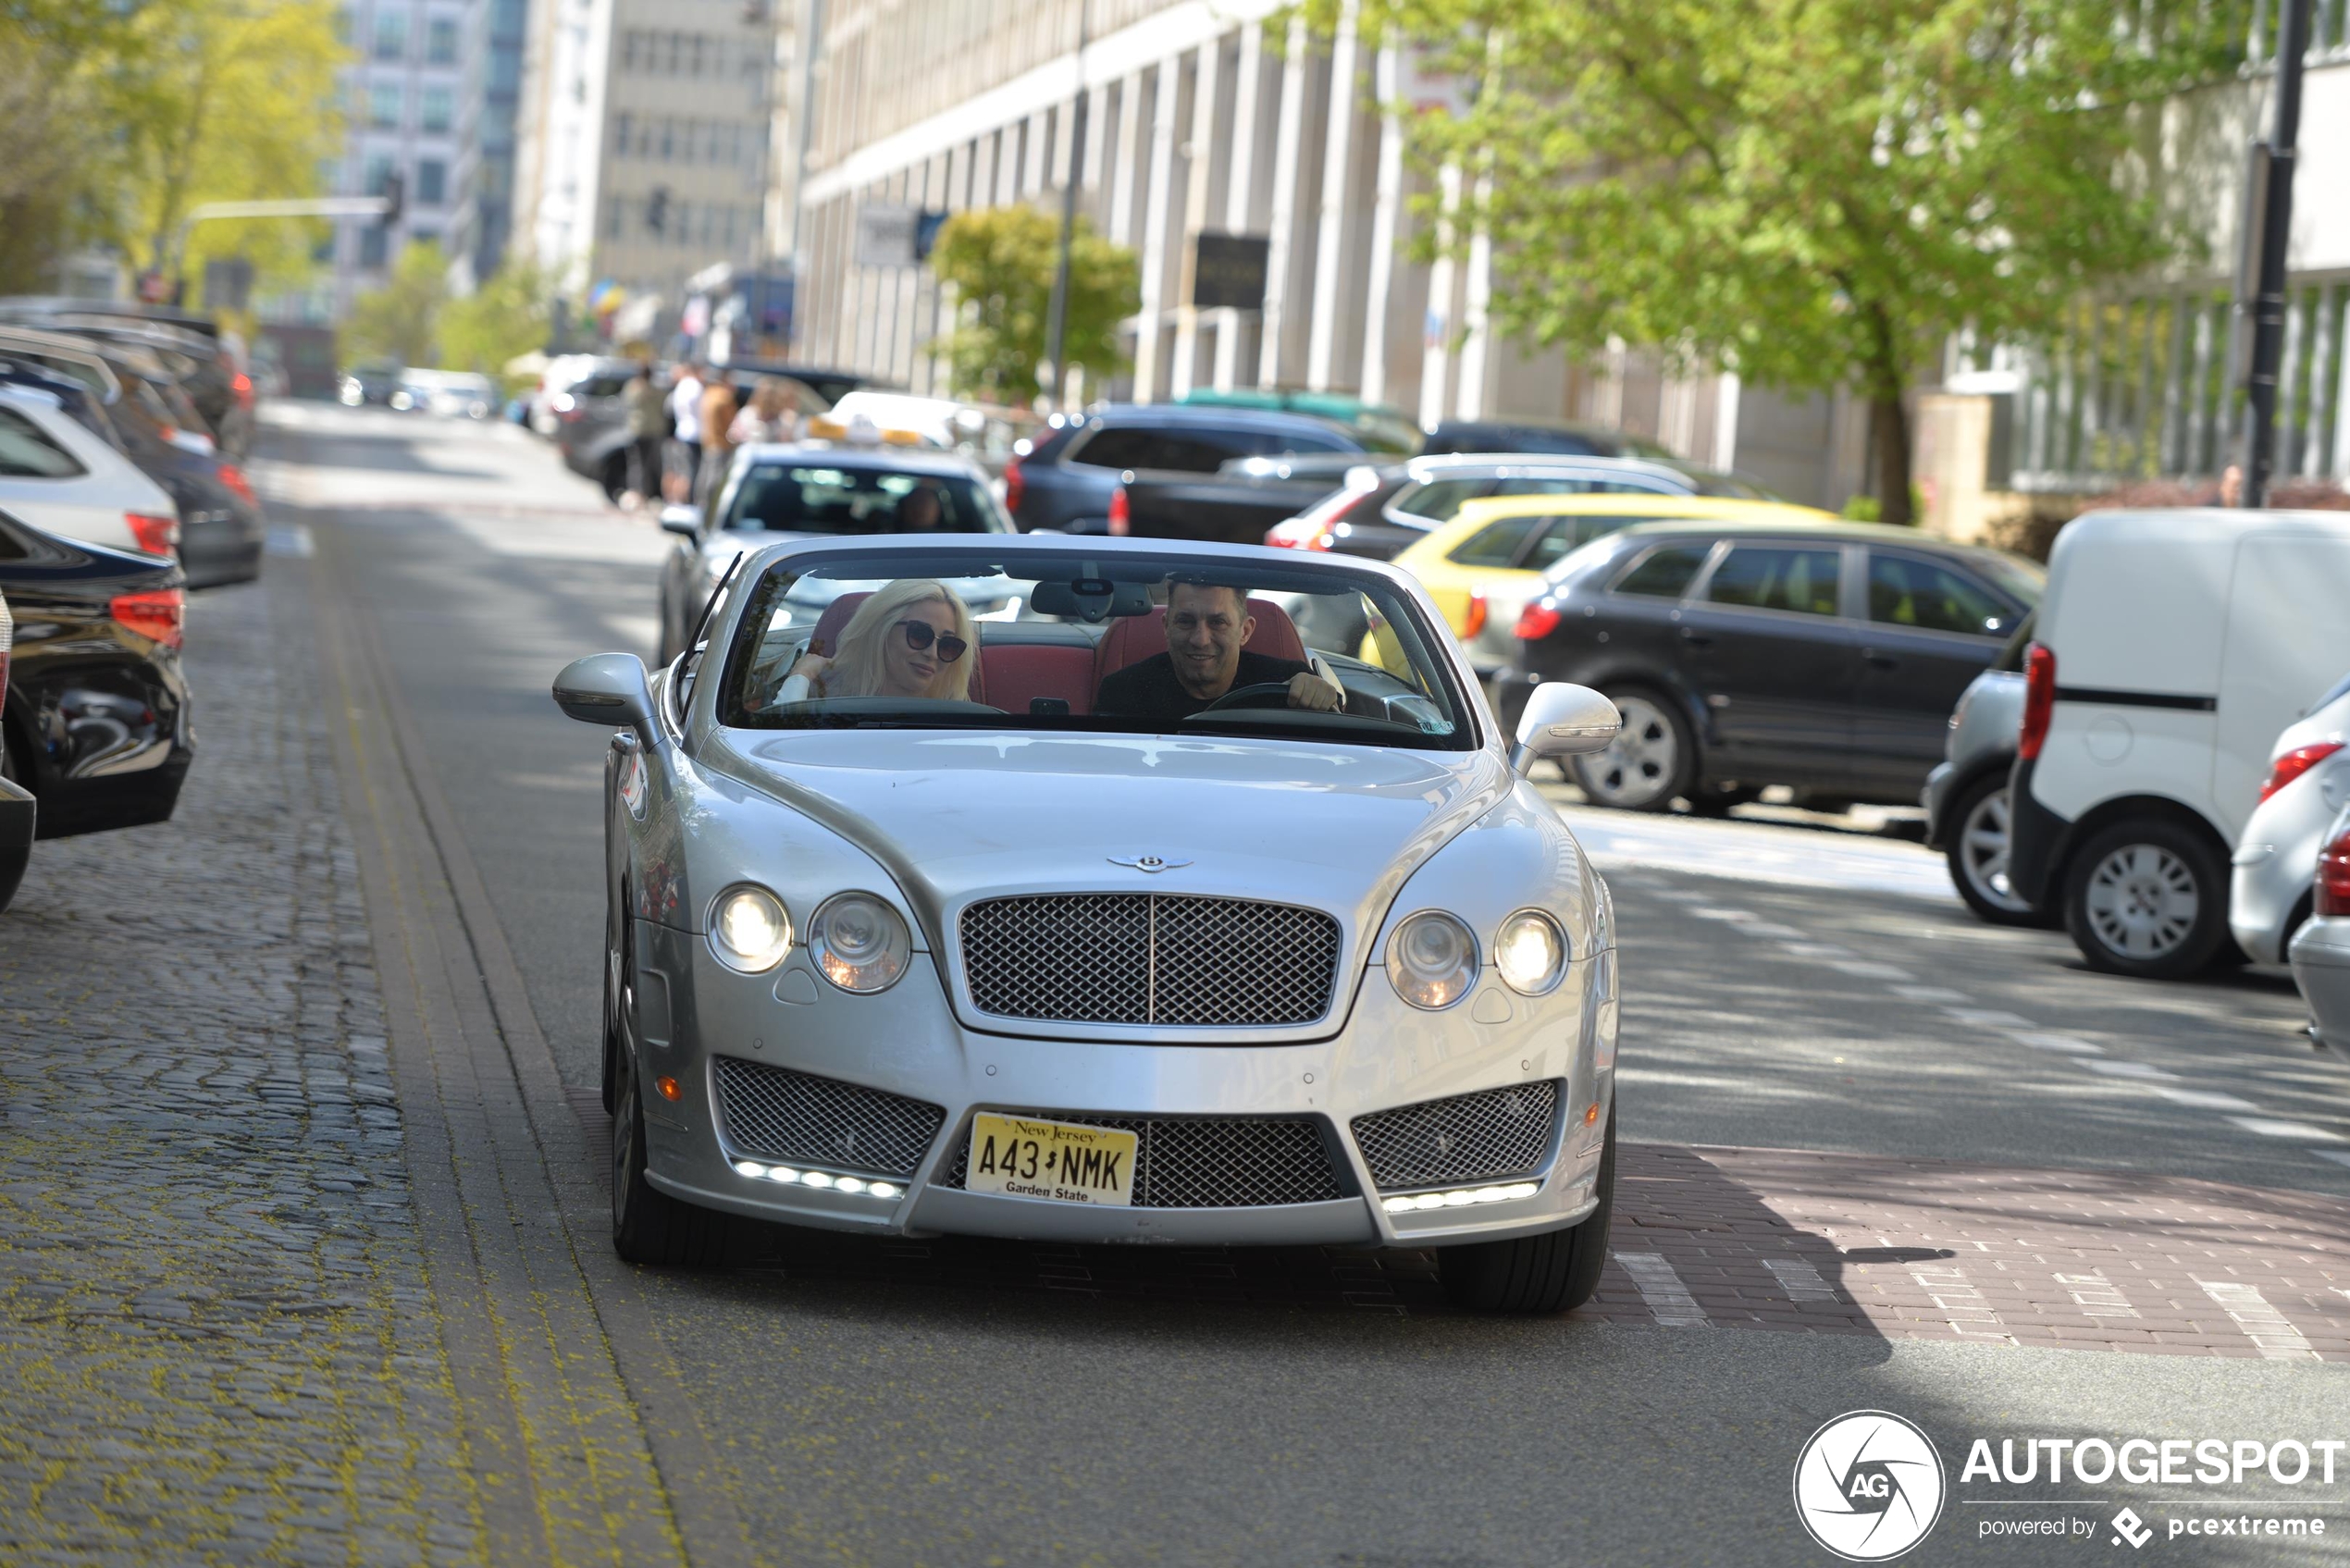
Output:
(1381, 1182), (1540, 1214)
(732, 1159), (901, 1200)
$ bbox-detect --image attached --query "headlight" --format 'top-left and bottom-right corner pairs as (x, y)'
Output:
(1494, 910), (1566, 995)
(709, 883), (793, 972)
(809, 892), (911, 993)
(1388, 911), (1478, 1009)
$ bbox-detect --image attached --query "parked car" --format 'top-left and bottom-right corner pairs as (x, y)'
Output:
(390, 368), (498, 419)
(1496, 520), (2039, 812)
(1267, 452), (1772, 564)
(1006, 405), (1375, 533)
(2228, 672), (2350, 967)
(2289, 804), (2350, 1049)
(0, 382), (180, 561)
(655, 444), (1014, 661)
(1920, 621), (2040, 925)
(2009, 508), (2350, 979)
(1391, 494), (1837, 674)
(708, 360), (867, 409)
(1175, 387), (1424, 455)
(0, 586), (29, 912)
(0, 300), (254, 459)
(0, 507), (192, 837)
(0, 328), (265, 587)
(554, 533), (1624, 1312)
(339, 362), (401, 406)
(1425, 416), (1689, 465)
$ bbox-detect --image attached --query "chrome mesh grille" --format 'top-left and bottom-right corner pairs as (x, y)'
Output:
(712, 1058), (945, 1179)
(959, 894), (1341, 1026)
(942, 1113), (1345, 1207)
(1350, 1081), (1561, 1191)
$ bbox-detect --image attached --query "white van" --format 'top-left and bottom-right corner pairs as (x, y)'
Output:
(2007, 507), (2350, 979)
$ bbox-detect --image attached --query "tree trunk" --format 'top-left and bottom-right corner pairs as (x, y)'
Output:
(1870, 389), (1913, 526)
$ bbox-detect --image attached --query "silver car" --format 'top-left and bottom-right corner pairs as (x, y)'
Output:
(557, 536), (1626, 1314)
(2231, 674), (2350, 965)
(2289, 802), (2350, 1048)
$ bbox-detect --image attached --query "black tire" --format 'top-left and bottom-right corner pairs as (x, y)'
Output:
(2062, 816), (2232, 979)
(1440, 1107), (1616, 1315)
(601, 895), (625, 1114)
(1568, 688), (1693, 812)
(611, 1044), (733, 1266)
(1943, 772), (2049, 928)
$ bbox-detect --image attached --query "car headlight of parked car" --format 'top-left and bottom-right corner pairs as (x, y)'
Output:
(1494, 910), (1567, 995)
(1388, 911), (1479, 1009)
(709, 883), (794, 972)
(809, 892), (911, 993)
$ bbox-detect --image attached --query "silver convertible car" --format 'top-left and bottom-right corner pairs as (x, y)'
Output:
(555, 536), (1626, 1313)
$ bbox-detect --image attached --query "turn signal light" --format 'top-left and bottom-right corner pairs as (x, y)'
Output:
(1514, 601), (1563, 641)
(1107, 484), (1131, 537)
(655, 1075), (681, 1102)
(216, 463), (258, 506)
(2018, 643), (2057, 759)
(2259, 741), (2344, 803)
(109, 588), (184, 649)
(126, 512), (179, 556)
(2318, 820), (2350, 918)
(1584, 1102), (1602, 1126)
(1463, 591), (1489, 639)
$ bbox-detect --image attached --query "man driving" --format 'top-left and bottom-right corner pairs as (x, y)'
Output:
(1095, 581), (1343, 725)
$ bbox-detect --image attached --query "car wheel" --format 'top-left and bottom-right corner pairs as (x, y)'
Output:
(1439, 1106), (1615, 1315)
(1945, 772), (2047, 928)
(1569, 690), (1692, 811)
(2062, 818), (2232, 979)
(610, 1043), (731, 1267)
(602, 895), (625, 1114)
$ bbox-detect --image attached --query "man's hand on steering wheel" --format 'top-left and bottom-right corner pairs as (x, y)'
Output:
(1285, 672), (1342, 712)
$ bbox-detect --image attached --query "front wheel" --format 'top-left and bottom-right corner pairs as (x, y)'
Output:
(1944, 772), (2047, 927)
(2062, 818), (2232, 979)
(1568, 690), (1692, 811)
(1439, 1108), (1615, 1314)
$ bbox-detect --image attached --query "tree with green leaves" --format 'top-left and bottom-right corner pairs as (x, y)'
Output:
(928, 206), (1139, 407)
(345, 241), (450, 369)
(439, 259), (559, 390)
(1325, 0), (2241, 522)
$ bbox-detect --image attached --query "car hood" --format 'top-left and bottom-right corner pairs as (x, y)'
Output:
(707, 727), (1508, 950)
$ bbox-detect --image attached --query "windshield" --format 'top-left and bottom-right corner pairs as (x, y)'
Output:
(717, 548), (1477, 751)
(721, 462), (1008, 536)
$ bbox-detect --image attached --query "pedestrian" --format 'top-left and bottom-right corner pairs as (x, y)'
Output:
(697, 373), (740, 500)
(667, 360), (706, 503)
(727, 377), (799, 446)
(621, 364), (665, 509)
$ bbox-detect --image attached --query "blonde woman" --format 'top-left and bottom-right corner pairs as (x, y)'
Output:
(728, 377), (800, 446)
(776, 579), (977, 703)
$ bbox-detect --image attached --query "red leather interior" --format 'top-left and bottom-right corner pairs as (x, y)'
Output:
(978, 645), (1095, 714)
(806, 589), (988, 703)
(1091, 599), (1308, 686)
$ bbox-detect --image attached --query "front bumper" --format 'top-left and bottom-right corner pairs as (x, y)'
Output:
(633, 931), (1618, 1250)
(1920, 761), (1956, 849)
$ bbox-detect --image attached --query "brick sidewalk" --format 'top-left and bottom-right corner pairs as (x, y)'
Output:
(1590, 1143), (2350, 1359)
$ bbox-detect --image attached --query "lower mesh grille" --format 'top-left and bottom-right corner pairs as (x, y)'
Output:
(1350, 1081), (1561, 1191)
(941, 1112), (1345, 1207)
(712, 1058), (945, 1179)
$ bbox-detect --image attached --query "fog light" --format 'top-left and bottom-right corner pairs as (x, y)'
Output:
(835, 1177), (867, 1194)
(765, 1166), (801, 1183)
(735, 1161), (767, 1179)
(870, 1182), (902, 1200)
(801, 1171), (835, 1189)
(1380, 1181), (1541, 1216)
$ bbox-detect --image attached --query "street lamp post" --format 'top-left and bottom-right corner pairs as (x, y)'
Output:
(1042, 0), (1091, 412)
(2237, 0), (2314, 509)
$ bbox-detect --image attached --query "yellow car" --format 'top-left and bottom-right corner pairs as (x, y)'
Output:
(1388, 493), (1838, 669)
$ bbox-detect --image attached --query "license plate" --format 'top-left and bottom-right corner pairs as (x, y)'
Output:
(966, 1113), (1137, 1206)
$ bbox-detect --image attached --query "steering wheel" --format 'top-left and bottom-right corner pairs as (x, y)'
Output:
(1194, 681), (1296, 714)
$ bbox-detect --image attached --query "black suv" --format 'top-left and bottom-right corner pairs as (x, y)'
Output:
(1495, 521), (2041, 811)
(1007, 404), (1377, 533)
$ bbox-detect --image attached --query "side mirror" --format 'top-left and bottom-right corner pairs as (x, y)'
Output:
(659, 504), (702, 537)
(1510, 683), (1620, 773)
(553, 652), (659, 747)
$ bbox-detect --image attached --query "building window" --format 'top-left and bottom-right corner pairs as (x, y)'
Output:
(369, 82), (402, 130)
(658, 119), (673, 160)
(415, 159), (446, 205)
(410, 228), (441, 252)
(612, 113), (631, 157)
(426, 15), (459, 64)
(359, 225), (389, 268)
(372, 7), (407, 60)
(421, 84), (453, 134)
(620, 30), (638, 70)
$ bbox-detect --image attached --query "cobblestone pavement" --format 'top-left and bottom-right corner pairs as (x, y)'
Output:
(0, 584), (488, 1563)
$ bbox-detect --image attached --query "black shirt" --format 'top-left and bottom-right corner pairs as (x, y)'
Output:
(1095, 650), (1312, 727)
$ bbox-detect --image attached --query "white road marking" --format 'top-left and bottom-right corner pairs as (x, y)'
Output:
(1688, 907), (1759, 922)
(2009, 1031), (2106, 1056)
(1730, 921), (1809, 938)
(2226, 1117), (2345, 1142)
(1613, 1253), (1712, 1327)
(2313, 1151), (2350, 1168)
(1892, 984), (1973, 1004)
(2055, 1272), (2140, 1319)
(1829, 959), (1914, 980)
(2198, 1279), (2319, 1360)
(1764, 1257), (1841, 1303)
(1910, 1264), (2012, 1338)
(1780, 943), (1857, 958)
(1944, 1007), (2036, 1029)
(2155, 1088), (2262, 1112)
(2087, 1061), (2182, 1081)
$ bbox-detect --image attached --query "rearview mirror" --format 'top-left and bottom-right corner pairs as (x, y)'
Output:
(553, 652), (658, 747)
(1510, 683), (1620, 773)
(659, 504), (702, 537)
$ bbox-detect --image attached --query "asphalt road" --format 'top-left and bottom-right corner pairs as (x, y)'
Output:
(256, 405), (2350, 1567)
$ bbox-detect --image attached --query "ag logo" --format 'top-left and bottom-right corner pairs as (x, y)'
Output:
(1792, 1411), (1946, 1562)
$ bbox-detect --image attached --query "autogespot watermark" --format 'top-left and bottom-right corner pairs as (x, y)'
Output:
(1796, 1414), (2343, 1557)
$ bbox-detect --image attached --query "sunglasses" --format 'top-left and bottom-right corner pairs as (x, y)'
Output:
(897, 620), (968, 662)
